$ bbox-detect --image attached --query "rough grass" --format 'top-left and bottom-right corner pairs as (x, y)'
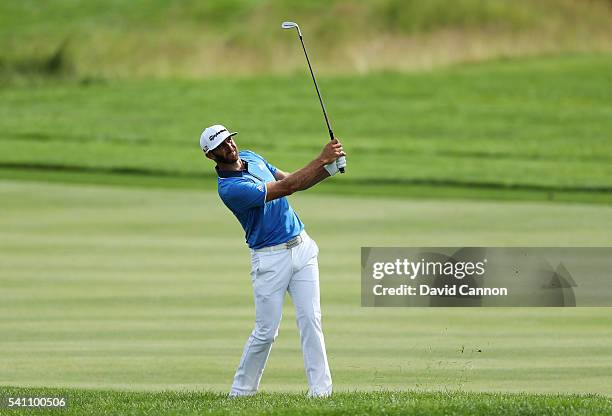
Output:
(1, 0), (612, 77)
(1, 54), (611, 203)
(1, 387), (610, 416)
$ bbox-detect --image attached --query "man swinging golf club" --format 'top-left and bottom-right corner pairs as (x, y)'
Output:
(200, 124), (346, 397)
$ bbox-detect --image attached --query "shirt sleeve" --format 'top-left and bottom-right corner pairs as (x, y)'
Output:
(246, 150), (278, 176)
(264, 159), (278, 176)
(224, 180), (267, 211)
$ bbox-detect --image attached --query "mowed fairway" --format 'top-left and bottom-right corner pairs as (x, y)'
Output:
(1, 180), (611, 396)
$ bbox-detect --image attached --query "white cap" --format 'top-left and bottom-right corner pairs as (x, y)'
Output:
(199, 124), (238, 153)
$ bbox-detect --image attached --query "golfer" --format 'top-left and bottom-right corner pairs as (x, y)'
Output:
(200, 124), (345, 397)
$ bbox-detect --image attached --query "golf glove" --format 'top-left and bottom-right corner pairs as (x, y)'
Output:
(324, 160), (339, 176)
(336, 156), (347, 170)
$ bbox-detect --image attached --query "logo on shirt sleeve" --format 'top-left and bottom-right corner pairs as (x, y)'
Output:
(257, 184), (264, 192)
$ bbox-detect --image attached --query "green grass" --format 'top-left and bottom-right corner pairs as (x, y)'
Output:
(1, 180), (612, 397)
(1, 388), (610, 415)
(1, 54), (612, 203)
(3, 4), (612, 413)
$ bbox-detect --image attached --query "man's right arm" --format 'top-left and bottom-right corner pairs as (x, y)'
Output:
(265, 139), (345, 202)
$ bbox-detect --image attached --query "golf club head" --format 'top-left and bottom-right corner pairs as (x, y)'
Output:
(281, 21), (302, 37)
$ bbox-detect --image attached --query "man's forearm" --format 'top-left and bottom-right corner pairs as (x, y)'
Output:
(266, 139), (343, 202)
(284, 157), (330, 193)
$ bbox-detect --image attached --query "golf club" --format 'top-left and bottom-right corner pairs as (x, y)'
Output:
(282, 21), (346, 173)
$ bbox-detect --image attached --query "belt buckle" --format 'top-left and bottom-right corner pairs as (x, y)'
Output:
(285, 236), (301, 249)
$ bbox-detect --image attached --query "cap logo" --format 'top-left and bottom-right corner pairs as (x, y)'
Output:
(209, 129), (228, 141)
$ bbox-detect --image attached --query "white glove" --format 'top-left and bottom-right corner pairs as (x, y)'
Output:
(324, 160), (339, 176)
(336, 156), (347, 171)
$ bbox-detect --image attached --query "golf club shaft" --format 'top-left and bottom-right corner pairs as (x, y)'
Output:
(297, 35), (345, 173)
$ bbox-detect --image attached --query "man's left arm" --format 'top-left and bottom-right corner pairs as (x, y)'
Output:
(273, 164), (339, 182)
(267, 139), (343, 183)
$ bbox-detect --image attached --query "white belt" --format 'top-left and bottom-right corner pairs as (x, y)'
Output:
(254, 231), (305, 253)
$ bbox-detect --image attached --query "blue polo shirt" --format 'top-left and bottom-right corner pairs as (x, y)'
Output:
(216, 150), (304, 249)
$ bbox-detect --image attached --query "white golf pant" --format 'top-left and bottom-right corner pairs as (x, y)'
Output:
(230, 231), (332, 397)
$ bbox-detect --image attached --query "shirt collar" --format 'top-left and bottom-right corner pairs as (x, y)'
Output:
(216, 160), (248, 178)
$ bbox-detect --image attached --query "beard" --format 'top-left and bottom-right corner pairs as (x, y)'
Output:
(212, 150), (239, 164)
